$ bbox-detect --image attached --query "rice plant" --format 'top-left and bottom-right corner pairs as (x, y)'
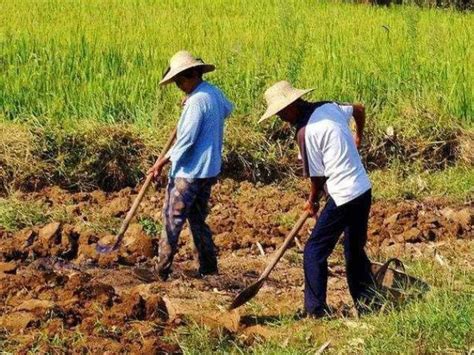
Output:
(0, 0), (472, 126)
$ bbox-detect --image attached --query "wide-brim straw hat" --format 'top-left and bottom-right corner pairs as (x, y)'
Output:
(160, 50), (215, 85)
(259, 81), (314, 123)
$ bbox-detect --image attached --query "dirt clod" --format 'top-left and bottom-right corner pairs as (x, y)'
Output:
(144, 294), (169, 321)
(0, 261), (17, 273)
(403, 227), (423, 243)
(38, 222), (61, 245)
(122, 223), (154, 260)
(0, 312), (36, 331)
(15, 299), (55, 313)
(105, 196), (131, 217)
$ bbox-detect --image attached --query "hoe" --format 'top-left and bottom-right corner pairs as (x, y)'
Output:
(229, 211), (310, 310)
(96, 127), (177, 253)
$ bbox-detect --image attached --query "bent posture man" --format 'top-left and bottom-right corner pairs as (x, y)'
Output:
(140, 51), (233, 281)
(260, 81), (375, 317)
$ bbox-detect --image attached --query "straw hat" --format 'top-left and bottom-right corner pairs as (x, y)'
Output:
(259, 81), (314, 123)
(159, 50), (215, 85)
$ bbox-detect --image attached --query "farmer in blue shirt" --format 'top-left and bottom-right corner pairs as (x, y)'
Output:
(141, 51), (233, 281)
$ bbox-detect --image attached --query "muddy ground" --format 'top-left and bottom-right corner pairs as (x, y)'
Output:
(0, 179), (472, 353)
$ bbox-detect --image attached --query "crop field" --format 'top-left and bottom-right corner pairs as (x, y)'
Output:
(1, 0), (473, 122)
(1, 0), (473, 193)
(0, 0), (473, 354)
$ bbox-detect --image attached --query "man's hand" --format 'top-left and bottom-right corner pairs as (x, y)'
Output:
(147, 163), (164, 182)
(304, 200), (320, 217)
(147, 156), (171, 182)
(307, 176), (326, 217)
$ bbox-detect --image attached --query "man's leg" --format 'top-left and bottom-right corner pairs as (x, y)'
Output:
(342, 189), (375, 312)
(156, 178), (197, 279)
(304, 198), (346, 316)
(188, 178), (218, 275)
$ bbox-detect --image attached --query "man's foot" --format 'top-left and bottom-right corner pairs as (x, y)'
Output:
(183, 268), (218, 279)
(296, 306), (334, 320)
(355, 292), (385, 317)
(355, 301), (383, 317)
(199, 267), (219, 278)
(133, 265), (170, 283)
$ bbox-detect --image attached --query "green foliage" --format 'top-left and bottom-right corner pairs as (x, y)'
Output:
(0, 1), (472, 124)
(361, 290), (472, 353)
(0, 195), (50, 231)
(275, 212), (298, 229)
(0, 120), (158, 192)
(0, 1), (472, 191)
(139, 216), (162, 237)
(397, 0), (473, 11)
(81, 210), (121, 234)
(370, 164), (474, 201)
(173, 322), (240, 354)
(39, 122), (153, 191)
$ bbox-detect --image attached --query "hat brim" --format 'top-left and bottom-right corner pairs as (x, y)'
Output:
(258, 88), (314, 123)
(159, 63), (215, 86)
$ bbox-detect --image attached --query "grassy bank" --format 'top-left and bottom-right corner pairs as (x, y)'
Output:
(171, 247), (473, 354)
(0, 120), (472, 200)
(172, 286), (472, 354)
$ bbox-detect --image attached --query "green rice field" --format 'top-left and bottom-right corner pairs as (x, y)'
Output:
(0, 0), (472, 195)
(1, 0), (472, 124)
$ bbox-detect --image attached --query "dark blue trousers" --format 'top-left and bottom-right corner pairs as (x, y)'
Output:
(304, 189), (374, 315)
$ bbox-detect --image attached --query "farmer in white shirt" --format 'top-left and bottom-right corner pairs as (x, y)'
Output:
(260, 81), (375, 317)
(137, 51), (233, 281)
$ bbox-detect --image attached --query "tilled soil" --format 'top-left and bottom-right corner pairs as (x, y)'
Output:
(0, 180), (472, 353)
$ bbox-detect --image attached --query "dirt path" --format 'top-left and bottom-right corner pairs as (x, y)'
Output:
(0, 180), (472, 352)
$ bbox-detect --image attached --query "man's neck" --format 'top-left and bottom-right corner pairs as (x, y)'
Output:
(187, 79), (204, 94)
(294, 101), (315, 128)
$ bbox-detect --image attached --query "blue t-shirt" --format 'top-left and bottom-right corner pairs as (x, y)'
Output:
(166, 81), (233, 178)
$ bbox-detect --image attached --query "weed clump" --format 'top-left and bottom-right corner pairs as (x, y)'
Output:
(0, 123), (51, 192)
(0, 121), (153, 193)
(0, 196), (50, 231)
(39, 123), (150, 191)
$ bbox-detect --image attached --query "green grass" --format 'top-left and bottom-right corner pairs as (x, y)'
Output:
(0, 195), (50, 231)
(360, 290), (472, 353)
(0, 120), (157, 192)
(0, 191), (116, 233)
(80, 210), (121, 234)
(170, 254), (474, 354)
(370, 163), (474, 201)
(139, 216), (162, 238)
(172, 288), (472, 354)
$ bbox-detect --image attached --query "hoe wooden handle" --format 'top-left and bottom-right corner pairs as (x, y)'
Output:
(228, 211), (311, 310)
(113, 127), (177, 243)
(259, 211), (310, 280)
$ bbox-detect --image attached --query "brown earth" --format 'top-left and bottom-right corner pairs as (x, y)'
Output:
(0, 179), (472, 352)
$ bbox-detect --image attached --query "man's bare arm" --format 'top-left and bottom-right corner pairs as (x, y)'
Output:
(352, 103), (366, 149)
